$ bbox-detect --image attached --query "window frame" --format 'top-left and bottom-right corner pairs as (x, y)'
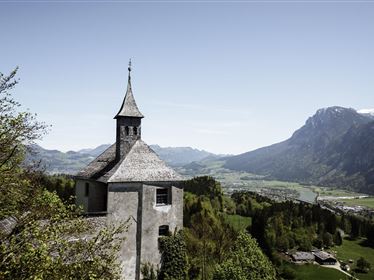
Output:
(156, 188), (170, 206)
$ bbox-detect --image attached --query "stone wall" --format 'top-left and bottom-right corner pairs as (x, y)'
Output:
(108, 183), (142, 280)
(140, 184), (183, 267)
(107, 182), (183, 280)
(75, 179), (108, 213)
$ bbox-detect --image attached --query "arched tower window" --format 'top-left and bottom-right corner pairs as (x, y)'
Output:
(133, 126), (138, 135)
(125, 126), (129, 136)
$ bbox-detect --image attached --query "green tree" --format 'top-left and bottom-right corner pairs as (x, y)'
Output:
(141, 263), (158, 280)
(213, 232), (276, 280)
(0, 67), (46, 219)
(159, 230), (188, 280)
(356, 257), (371, 273)
(322, 232), (333, 248)
(333, 231), (343, 246)
(182, 176), (223, 210)
(0, 68), (126, 279)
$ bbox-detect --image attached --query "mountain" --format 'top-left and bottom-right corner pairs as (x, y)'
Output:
(27, 144), (220, 175)
(77, 144), (111, 157)
(224, 106), (374, 194)
(357, 108), (374, 119)
(27, 145), (96, 175)
(149, 145), (220, 167)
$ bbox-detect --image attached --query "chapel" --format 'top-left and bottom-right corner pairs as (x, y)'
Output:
(75, 62), (184, 280)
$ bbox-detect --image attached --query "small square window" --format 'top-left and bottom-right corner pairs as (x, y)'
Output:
(159, 225), (169, 236)
(156, 188), (169, 205)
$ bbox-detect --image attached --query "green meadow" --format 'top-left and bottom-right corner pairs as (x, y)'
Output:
(334, 238), (374, 280)
(289, 264), (348, 280)
(340, 197), (374, 209)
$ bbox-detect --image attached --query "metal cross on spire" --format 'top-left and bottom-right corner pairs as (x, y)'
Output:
(128, 58), (132, 72)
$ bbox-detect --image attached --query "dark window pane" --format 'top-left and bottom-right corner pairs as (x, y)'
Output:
(156, 188), (169, 205)
(85, 183), (89, 197)
(159, 225), (169, 236)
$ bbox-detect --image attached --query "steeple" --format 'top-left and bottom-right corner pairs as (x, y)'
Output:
(115, 60), (144, 119)
(115, 60), (144, 160)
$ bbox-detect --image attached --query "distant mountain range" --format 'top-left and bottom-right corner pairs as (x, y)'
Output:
(224, 107), (374, 194)
(27, 106), (374, 194)
(26, 144), (222, 175)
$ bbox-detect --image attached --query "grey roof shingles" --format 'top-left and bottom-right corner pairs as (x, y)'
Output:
(75, 144), (117, 180)
(108, 140), (183, 183)
(291, 252), (315, 261)
(76, 140), (183, 183)
(313, 251), (336, 261)
(115, 78), (144, 118)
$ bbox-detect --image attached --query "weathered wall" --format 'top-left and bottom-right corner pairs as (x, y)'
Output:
(106, 182), (183, 280)
(75, 180), (89, 212)
(75, 180), (108, 213)
(140, 184), (184, 269)
(107, 183), (142, 280)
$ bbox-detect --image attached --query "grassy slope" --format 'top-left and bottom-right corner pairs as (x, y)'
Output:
(315, 187), (363, 197)
(334, 238), (374, 280)
(290, 264), (348, 280)
(340, 197), (374, 209)
(223, 214), (252, 232)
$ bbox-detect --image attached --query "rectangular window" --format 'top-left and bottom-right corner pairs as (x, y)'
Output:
(85, 182), (89, 197)
(159, 225), (169, 236)
(156, 188), (169, 205)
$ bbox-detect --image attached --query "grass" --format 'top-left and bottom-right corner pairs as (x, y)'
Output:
(287, 264), (348, 280)
(223, 214), (252, 232)
(340, 197), (374, 209)
(314, 187), (363, 198)
(334, 238), (374, 280)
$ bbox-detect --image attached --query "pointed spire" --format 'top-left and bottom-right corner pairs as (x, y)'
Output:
(115, 60), (144, 119)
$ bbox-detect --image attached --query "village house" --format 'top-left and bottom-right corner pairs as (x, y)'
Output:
(313, 251), (337, 265)
(75, 63), (184, 280)
(291, 251), (315, 263)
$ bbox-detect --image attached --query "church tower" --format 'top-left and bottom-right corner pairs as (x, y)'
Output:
(115, 61), (144, 160)
(75, 62), (184, 280)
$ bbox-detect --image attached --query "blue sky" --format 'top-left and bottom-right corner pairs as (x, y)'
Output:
(1, 1), (373, 154)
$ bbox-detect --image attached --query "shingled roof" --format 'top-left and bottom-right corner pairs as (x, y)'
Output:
(75, 144), (117, 180)
(108, 140), (183, 182)
(115, 75), (144, 119)
(76, 140), (183, 183)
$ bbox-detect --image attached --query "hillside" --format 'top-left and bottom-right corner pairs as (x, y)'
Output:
(27, 144), (219, 175)
(224, 107), (374, 194)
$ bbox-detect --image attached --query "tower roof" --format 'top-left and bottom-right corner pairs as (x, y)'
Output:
(114, 63), (144, 119)
(75, 140), (184, 183)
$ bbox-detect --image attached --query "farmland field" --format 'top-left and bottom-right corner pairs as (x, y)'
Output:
(339, 197), (374, 209)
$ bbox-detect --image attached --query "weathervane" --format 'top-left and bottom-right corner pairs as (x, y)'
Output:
(128, 59), (132, 72)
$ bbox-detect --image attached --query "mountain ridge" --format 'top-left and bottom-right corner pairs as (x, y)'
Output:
(27, 144), (222, 175)
(223, 106), (374, 194)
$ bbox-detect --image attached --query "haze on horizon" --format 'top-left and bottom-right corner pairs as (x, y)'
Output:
(1, 1), (373, 155)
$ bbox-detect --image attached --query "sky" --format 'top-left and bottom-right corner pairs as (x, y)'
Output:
(1, 0), (373, 155)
